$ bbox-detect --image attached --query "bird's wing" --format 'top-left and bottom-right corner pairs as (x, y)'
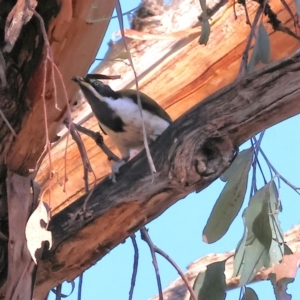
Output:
(119, 90), (172, 123)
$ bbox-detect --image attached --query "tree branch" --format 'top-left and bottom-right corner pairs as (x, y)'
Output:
(31, 52), (300, 298)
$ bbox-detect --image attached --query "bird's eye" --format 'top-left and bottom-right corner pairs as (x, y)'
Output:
(93, 81), (100, 86)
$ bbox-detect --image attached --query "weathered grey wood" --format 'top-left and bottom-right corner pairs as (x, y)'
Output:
(32, 52), (300, 298)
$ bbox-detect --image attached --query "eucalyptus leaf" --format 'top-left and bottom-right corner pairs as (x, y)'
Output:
(242, 287), (259, 300)
(268, 182), (284, 264)
(248, 22), (270, 72)
(295, 0), (300, 15)
(191, 270), (205, 300)
(203, 148), (253, 243)
(193, 260), (226, 300)
(199, 0), (208, 19)
(233, 184), (272, 285)
(199, 20), (211, 45)
(248, 39), (261, 73)
(257, 23), (270, 64)
(252, 200), (272, 250)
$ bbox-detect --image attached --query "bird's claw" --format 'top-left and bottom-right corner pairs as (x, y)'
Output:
(109, 159), (126, 183)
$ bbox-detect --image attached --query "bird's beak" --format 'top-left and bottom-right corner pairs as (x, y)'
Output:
(72, 76), (84, 83)
(72, 76), (92, 90)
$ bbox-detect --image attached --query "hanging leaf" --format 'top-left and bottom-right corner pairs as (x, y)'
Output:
(191, 270), (205, 300)
(247, 40), (261, 73)
(257, 23), (270, 64)
(203, 148), (253, 243)
(199, 20), (211, 45)
(252, 199), (272, 250)
(295, 0), (300, 15)
(192, 260), (226, 300)
(198, 0), (211, 45)
(248, 22), (270, 72)
(233, 184), (271, 285)
(268, 182), (284, 264)
(25, 200), (52, 264)
(242, 287), (259, 300)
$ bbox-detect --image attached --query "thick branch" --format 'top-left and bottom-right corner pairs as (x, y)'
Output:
(33, 52), (300, 298)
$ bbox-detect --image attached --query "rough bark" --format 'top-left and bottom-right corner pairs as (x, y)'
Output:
(36, 0), (300, 213)
(30, 52), (300, 298)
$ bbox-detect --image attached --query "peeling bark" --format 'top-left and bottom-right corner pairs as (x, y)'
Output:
(5, 173), (37, 300)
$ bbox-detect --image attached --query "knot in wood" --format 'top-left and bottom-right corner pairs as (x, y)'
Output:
(169, 136), (235, 187)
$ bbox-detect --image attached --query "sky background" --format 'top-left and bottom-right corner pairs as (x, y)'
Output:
(49, 1), (300, 299)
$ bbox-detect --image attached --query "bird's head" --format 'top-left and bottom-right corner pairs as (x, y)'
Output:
(72, 76), (116, 99)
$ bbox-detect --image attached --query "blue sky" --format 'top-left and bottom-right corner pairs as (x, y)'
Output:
(48, 1), (300, 299)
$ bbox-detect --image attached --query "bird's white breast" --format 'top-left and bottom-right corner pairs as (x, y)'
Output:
(100, 96), (170, 158)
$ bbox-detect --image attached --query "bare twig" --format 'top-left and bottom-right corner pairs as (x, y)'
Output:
(129, 234), (139, 300)
(78, 273), (83, 300)
(72, 122), (120, 162)
(140, 228), (163, 300)
(114, 0), (156, 175)
(30, 10), (55, 187)
(67, 121), (94, 192)
(252, 136), (300, 195)
(140, 227), (198, 300)
(33, 11), (60, 110)
(0, 109), (17, 137)
(155, 247), (198, 300)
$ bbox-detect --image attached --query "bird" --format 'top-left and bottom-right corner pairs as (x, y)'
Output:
(72, 76), (172, 171)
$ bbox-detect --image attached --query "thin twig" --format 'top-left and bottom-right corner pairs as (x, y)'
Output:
(129, 234), (139, 300)
(33, 11), (60, 110)
(140, 228), (163, 300)
(31, 10), (55, 199)
(253, 137), (300, 195)
(72, 122), (120, 162)
(67, 121), (93, 191)
(140, 227), (198, 300)
(78, 273), (83, 300)
(155, 247), (198, 300)
(0, 109), (17, 137)
(114, 0), (156, 175)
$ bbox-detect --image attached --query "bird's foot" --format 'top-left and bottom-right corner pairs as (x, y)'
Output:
(109, 159), (126, 183)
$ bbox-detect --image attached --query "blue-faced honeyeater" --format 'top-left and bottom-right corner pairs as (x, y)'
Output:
(72, 77), (172, 162)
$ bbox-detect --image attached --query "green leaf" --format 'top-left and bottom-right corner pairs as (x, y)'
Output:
(242, 287), (259, 300)
(191, 270), (205, 300)
(295, 0), (300, 15)
(248, 39), (261, 73)
(233, 184), (271, 285)
(248, 22), (270, 72)
(192, 261), (226, 300)
(268, 182), (284, 264)
(284, 244), (293, 255)
(199, 20), (211, 45)
(257, 23), (270, 64)
(203, 148), (253, 243)
(252, 199), (272, 250)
